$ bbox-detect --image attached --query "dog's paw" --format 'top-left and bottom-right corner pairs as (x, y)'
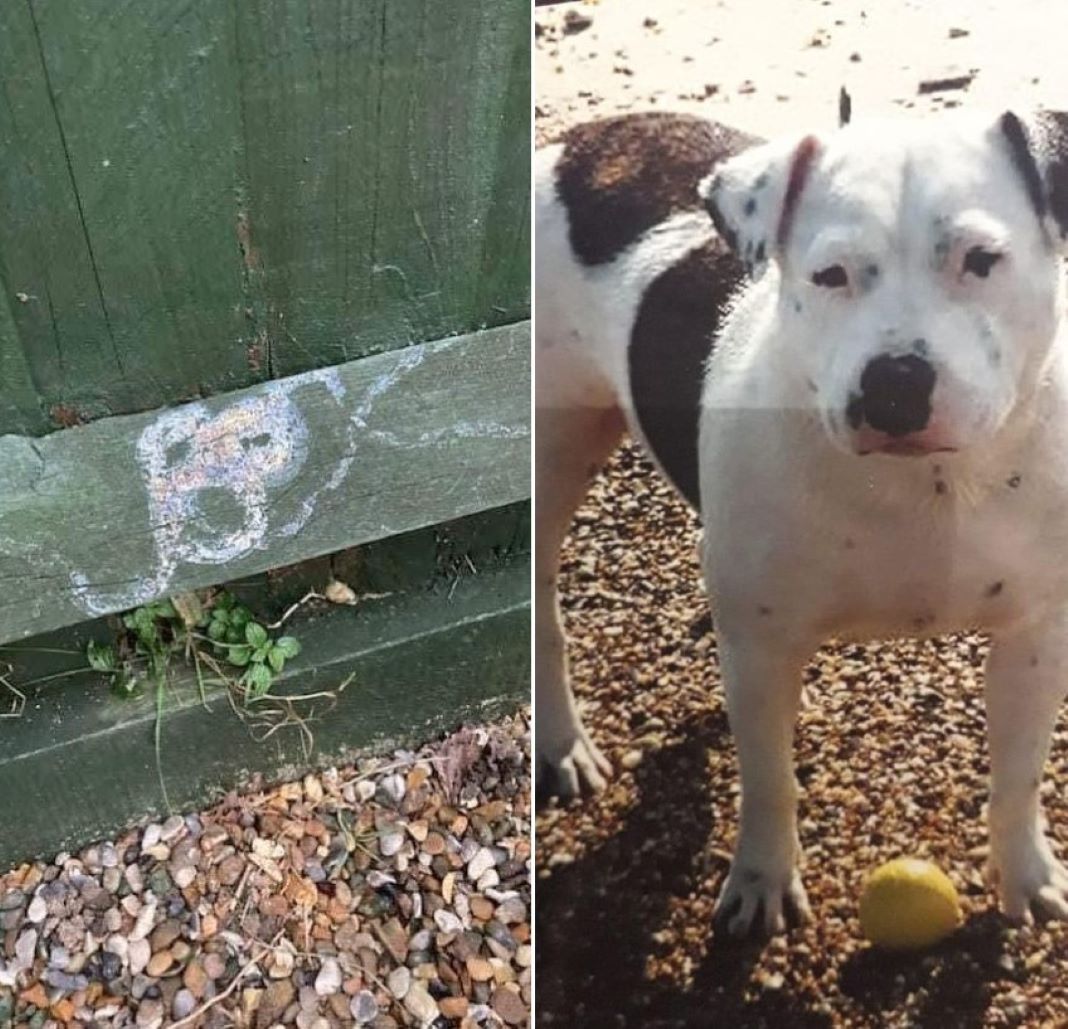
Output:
(536, 730), (611, 801)
(991, 836), (1068, 922)
(713, 862), (811, 937)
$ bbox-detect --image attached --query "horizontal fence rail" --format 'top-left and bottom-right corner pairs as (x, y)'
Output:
(0, 321), (529, 644)
(0, 557), (529, 865)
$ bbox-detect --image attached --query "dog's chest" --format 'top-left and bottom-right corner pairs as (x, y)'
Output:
(813, 477), (1067, 638)
(703, 425), (1068, 640)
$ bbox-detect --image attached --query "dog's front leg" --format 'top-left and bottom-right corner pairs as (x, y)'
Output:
(986, 614), (1068, 922)
(714, 632), (813, 936)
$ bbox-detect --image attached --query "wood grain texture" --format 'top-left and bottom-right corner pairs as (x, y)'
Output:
(0, 0), (529, 434)
(0, 556), (529, 867)
(0, 321), (530, 643)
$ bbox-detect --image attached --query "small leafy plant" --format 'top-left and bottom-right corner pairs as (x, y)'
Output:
(85, 591), (301, 704)
(202, 592), (301, 701)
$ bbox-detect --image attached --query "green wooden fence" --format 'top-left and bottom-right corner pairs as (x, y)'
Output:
(0, 0), (530, 864)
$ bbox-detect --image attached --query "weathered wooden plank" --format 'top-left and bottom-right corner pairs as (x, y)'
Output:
(0, 556), (529, 867)
(0, 0), (529, 434)
(0, 321), (530, 643)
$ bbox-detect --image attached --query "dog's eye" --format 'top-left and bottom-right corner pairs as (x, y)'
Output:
(962, 246), (1002, 278)
(812, 264), (848, 288)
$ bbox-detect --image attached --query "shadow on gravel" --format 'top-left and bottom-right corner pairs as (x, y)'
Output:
(838, 910), (1012, 1027)
(536, 713), (1018, 1028)
(536, 713), (833, 1028)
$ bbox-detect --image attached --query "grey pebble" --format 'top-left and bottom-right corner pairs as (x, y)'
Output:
(351, 989), (379, 1024)
(44, 967), (89, 994)
(172, 988), (197, 1020)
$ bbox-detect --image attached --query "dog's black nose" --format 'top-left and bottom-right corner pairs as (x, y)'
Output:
(851, 353), (936, 437)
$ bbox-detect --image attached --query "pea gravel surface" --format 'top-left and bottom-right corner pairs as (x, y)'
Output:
(0, 714), (530, 1029)
(535, 3), (1068, 1025)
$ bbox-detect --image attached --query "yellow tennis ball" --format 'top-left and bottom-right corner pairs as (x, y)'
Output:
(859, 858), (962, 950)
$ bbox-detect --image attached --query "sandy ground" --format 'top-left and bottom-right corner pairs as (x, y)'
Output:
(535, 2), (1068, 1027)
(536, 0), (1068, 144)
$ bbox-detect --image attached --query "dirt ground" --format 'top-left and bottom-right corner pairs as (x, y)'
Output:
(535, 2), (1068, 1026)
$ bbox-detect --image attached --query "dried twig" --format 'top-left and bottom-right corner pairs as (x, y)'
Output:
(169, 931), (282, 1028)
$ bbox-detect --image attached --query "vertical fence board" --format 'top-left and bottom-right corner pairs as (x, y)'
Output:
(0, 0), (530, 435)
(234, 0), (531, 374)
(20, 0), (254, 419)
(0, 3), (116, 434)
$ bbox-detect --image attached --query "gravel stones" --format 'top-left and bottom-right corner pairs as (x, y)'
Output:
(0, 714), (529, 1026)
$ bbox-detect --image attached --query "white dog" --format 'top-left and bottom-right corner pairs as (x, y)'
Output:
(535, 107), (1068, 936)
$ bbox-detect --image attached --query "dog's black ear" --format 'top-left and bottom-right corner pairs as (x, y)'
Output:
(999, 110), (1068, 249)
(698, 133), (822, 278)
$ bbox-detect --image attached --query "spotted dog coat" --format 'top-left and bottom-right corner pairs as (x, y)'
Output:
(536, 107), (1068, 938)
(542, 113), (758, 506)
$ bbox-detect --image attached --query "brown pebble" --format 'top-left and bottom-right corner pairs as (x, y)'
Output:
(491, 985), (528, 1025)
(469, 896), (495, 921)
(423, 832), (446, 855)
(467, 957), (494, 982)
(146, 949), (175, 977)
(149, 919), (181, 951)
(439, 995), (470, 1019)
(183, 959), (209, 999)
(217, 855), (245, 886)
(203, 952), (227, 979)
(378, 917), (409, 963)
(257, 978), (296, 1028)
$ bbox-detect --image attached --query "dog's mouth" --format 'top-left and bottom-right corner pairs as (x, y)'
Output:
(858, 440), (959, 457)
(851, 421), (959, 457)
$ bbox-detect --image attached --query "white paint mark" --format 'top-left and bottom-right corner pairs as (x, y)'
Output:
(72, 368), (350, 615)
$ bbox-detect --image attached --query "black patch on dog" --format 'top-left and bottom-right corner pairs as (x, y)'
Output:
(1039, 111), (1068, 238)
(934, 480), (947, 495)
(555, 113), (760, 265)
(1008, 472), (1022, 488)
(629, 238), (746, 509)
(758, 605), (773, 616)
(1001, 111), (1048, 220)
(744, 197), (757, 217)
(1003, 110), (1068, 240)
(986, 580), (1004, 598)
